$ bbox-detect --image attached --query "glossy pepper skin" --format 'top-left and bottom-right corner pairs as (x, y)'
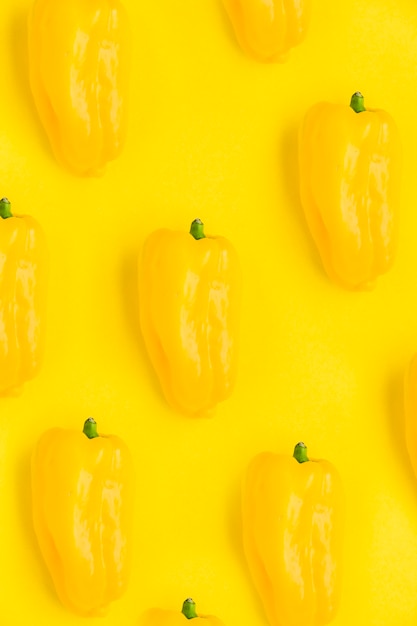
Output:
(0, 198), (47, 395)
(31, 418), (135, 616)
(242, 443), (344, 626)
(221, 0), (311, 63)
(28, 0), (130, 176)
(404, 354), (417, 479)
(138, 219), (241, 418)
(298, 92), (402, 291)
(139, 598), (225, 626)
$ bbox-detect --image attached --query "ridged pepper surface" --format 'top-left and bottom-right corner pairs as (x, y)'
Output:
(0, 197), (47, 395)
(298, 92), (401, 290)
(221, 0), (311, 62)
(242, 442), (344, 626)
(31, 418), (135, 616)
(27, 0), (130, 176)
(138, 219), (241, 418)
(139, 598), (225, 625)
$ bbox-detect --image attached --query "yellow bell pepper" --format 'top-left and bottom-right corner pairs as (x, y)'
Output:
(241, 442), (344, 626)
(27, 0), (131, 176)
(221, 0), (311, 63)
(404, 354), (417, 479)
(138, 219), (241, 418)
(31, 417), (135, 616)
(298, 92), (402, 291)
(0, 197), (47, 396)
(139, 598), (225, 626)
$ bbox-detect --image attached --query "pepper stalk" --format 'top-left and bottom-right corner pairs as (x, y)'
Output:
(350, 91), (366, 113)
(0, 197), (12, 219)
(83, 417), (99, 439)
(293, 441), (309, 463)
(189, 219), (206, 240)
(182, 598), (198, 619)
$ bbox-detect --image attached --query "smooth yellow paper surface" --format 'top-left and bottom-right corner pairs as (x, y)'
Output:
(1, 0), (417, 625)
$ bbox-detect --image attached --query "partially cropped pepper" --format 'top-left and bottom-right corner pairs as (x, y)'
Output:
(404, 354), (417, 479)
(138, 219), (241, 418)
(221, 0), (311, 63)
(139, 598), (225, 625)
(241, 442), (344, 626)
(27, 0), (131, 176)
(0, 197), (47, 395)
(298, 92), (402, 290)
(31, 417), (135, 616)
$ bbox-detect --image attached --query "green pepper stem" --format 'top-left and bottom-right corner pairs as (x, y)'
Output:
(350, 92), (366, 113)
(0, 197), (12, 219)
(83, 417), (99, 439)
(293, 442), (309, 463)
(190, 218), (206, 240)
(182, 598), (198, 619)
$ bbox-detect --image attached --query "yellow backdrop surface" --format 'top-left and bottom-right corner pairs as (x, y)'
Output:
(1, 0), (417, 624)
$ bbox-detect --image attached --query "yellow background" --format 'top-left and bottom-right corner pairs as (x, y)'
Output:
(1, 0), (417, 624)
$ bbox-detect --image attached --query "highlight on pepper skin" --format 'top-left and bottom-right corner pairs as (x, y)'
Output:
(221, 0), (311, 63)
(298, 92), (402, 291)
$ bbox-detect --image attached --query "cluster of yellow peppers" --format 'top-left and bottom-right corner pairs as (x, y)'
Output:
(0, 0), (412, 624)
